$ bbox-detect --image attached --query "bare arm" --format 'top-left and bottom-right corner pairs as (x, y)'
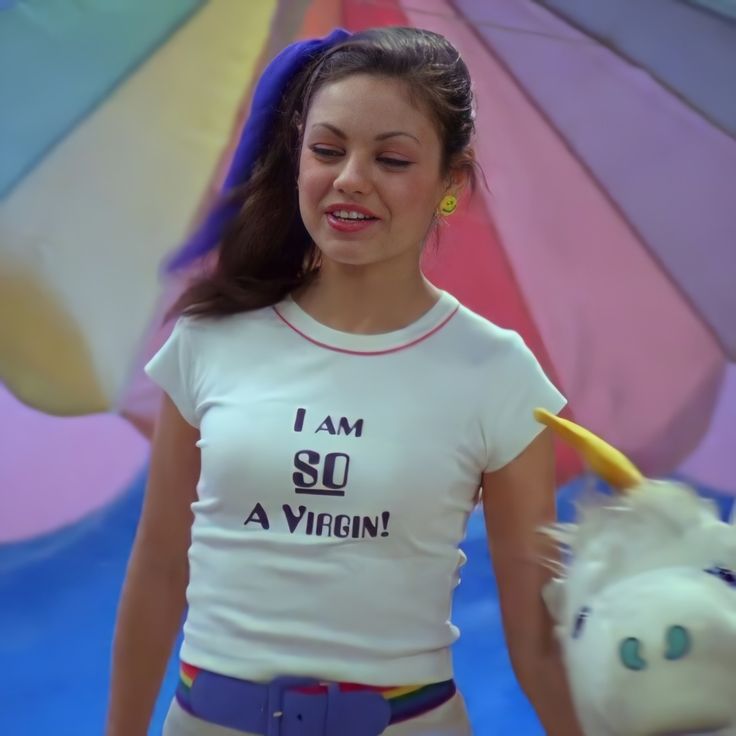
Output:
(481, 429), (583, 736)
(106, 395), (200, 736)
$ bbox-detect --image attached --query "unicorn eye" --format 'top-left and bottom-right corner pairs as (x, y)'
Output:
(664, 625), (691, 661)
(620, 637), (648, 671)
(704, 565), (736, 587)
(572, 606), (591, 639)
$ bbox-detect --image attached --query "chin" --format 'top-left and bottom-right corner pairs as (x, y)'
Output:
(320, 251), (376, 269)
(316, 241), (385, 268)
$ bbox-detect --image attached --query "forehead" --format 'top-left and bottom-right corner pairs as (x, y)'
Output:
(305, 74), (439, 142)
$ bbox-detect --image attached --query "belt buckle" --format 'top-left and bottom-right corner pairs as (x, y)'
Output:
(265, 675), (319, 736)
(267, 677), (392, 736)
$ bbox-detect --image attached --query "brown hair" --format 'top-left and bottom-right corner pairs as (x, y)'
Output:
(175, 27), (477, 319)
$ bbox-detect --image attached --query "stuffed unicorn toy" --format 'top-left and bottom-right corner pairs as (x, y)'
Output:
(535, 409), (736, 736)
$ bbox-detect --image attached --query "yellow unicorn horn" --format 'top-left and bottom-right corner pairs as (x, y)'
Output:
(534, 408), (643, 492)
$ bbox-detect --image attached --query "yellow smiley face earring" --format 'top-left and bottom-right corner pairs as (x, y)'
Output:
(439, 194), (458, 216)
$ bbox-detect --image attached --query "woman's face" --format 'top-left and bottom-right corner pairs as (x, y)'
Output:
(297, 73), (449, 273)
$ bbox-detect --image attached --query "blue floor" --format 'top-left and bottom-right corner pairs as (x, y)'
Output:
(1, 472), (732, 735)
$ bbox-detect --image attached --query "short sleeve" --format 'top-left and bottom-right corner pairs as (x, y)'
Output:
(483, 333), (566, 473)
(144, 318), (199, 427)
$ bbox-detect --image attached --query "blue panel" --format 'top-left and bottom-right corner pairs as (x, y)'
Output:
(688, 0), (736, 21)
(0, 470), (183, 734)
(538, 0), (736, 137)
(0, 0), (204, 198)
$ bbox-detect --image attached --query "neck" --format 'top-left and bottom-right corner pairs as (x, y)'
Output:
(293, 260), (440, 334)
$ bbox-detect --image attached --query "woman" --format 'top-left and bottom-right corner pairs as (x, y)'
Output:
(106, 27), (582, 736)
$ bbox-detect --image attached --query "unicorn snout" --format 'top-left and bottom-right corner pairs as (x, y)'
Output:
(564, 570), (736, 735)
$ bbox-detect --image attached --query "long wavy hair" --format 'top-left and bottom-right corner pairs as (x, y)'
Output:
(175, 27), (477, 319)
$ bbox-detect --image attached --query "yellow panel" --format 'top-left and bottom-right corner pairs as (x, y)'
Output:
(0, 264), (108, 414)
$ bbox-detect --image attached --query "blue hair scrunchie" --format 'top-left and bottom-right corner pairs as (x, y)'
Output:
(166, 28), (351, 272)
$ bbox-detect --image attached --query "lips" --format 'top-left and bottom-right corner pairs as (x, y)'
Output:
(325, 203), (379, 219)
(326, 213), (378, 233)
(324, 203), (380, 233)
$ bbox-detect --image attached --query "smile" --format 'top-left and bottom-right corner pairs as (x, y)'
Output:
(324, 204), (380, 233)
(326, 212), (379, 233)
(331, 210), (374, 220)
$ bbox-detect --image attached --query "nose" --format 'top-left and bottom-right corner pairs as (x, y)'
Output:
(619, 625), (692, 671)
(332, 154), (372, 195)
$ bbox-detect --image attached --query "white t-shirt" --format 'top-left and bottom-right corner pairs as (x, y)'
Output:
(145, 289), (566, 686)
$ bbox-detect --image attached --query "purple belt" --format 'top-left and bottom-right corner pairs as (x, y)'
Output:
(176, 663), (457, 736)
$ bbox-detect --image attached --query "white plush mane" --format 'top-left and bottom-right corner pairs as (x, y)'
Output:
(543, 480), (732, 610)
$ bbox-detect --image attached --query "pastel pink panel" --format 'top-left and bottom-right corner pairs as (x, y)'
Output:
(402, 0), (726, 475)
(0, 384), (148, 542)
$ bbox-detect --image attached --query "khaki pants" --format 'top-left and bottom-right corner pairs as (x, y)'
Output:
(162, 693), (473, 736)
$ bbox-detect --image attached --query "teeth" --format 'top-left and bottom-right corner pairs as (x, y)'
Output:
(333, 210), (370, 220)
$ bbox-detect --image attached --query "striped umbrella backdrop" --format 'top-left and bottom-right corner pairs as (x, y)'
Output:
(1, 0), (733, 542)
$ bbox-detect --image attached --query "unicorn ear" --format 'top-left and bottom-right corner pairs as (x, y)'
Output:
(534, 408), (643, 492)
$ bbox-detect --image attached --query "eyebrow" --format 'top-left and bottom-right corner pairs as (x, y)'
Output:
(311, 122), (420, 144)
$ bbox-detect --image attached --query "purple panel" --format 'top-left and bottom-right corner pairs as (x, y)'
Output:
(538, 0), (736, 136)
(679, 364), (736, 495)
(455, 0), (736, 358)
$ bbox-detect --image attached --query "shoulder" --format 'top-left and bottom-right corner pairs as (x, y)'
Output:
(449, 300), (534, 365)
(174, 304), (278, 345)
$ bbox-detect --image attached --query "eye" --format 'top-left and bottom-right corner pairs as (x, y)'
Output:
(572, 606), (591, 639)
(620, 637), (648, 671)
(664, 625), (691, 661)
(310, 145), (342, 158)
(377, 157), (412, 169)
(704, 565), (736, 587)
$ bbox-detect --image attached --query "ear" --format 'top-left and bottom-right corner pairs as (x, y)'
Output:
(443, 168), (469, 201)
(444, 148), (477, 199)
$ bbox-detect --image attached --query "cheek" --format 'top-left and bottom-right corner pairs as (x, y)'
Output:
(298, 161), (331, 208)
(390, 179), (440, 228)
